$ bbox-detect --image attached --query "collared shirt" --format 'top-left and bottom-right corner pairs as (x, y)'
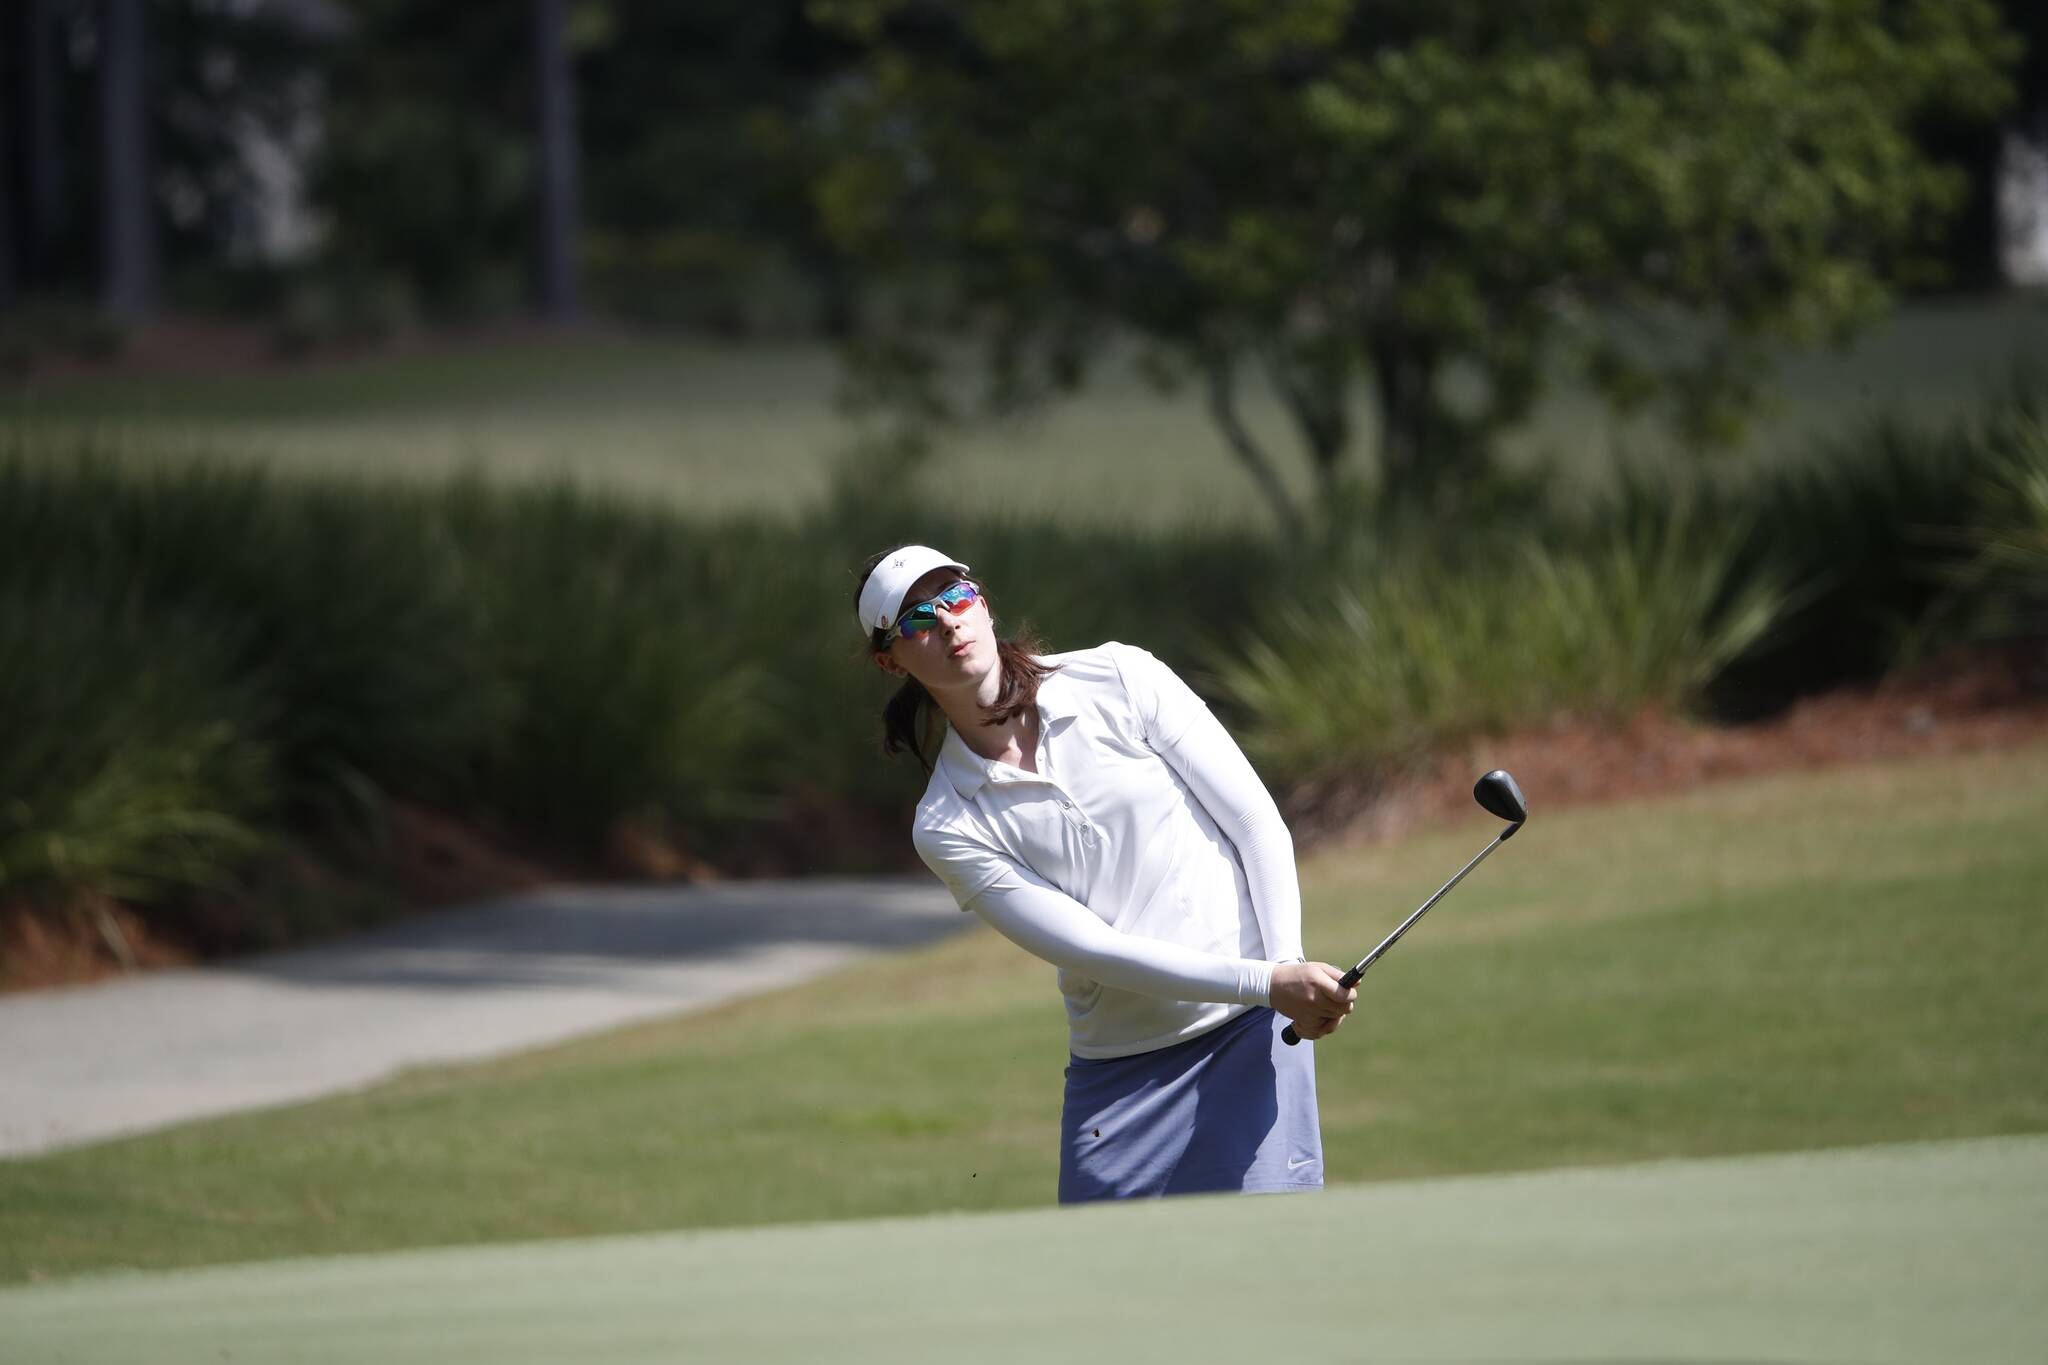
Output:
(912, 642), (1303, 1058)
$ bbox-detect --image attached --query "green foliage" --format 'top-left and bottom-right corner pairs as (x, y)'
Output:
(1956, 414), (2048, 640)
(0, 452), (788, 918)
(309, 0), (851, 327)
(1706, 386), (2046, 709)
(817, 0), (2020, 520)
(0, 456), (507, 826)
(4, 368), (2041, 941)
(313, 1), (535, 318)
(584, 230), (812, 335)
(6, 1), (333, 305)
(0, 586), (271, 907)
(441, 483), (786, 846)
(1209, 510), (1786, 780)
(0, 437), (1284, 916)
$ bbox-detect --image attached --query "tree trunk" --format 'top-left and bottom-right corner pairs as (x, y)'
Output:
(25, 0), (64, 280)
(1, 10), (15, 312)
(1263, 347), (1351, 510)
(99, 0), (155, 322)
(1370, 338), (1436, 509)
(531, 0), (582, 321)
(1205, 355), (1304, 535)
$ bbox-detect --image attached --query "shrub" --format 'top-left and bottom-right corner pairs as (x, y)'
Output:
(1941, 411), (2048, 665)
(0, 586), (272, 908)
(1208, 510), (1787, 783)
(1705, 391), (2042, 713)
(443, 482), (786, 850)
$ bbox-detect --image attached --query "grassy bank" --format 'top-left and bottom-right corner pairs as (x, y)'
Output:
(3, 745), (2043, 1282)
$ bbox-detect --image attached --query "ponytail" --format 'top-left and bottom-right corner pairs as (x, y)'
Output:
(880, 674), (941, 772)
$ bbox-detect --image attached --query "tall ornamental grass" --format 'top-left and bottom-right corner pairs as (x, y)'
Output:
(0, 585), (271, 907)
(1704, 390), (2045, 712)
(0, 456), (502, 829)
(441, 485), (789, 847)
(1208, 510), (1788, 782)
(1954, 415), (2048, 642)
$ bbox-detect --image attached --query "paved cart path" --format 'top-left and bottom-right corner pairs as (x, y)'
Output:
(0, 878), (962, 1157)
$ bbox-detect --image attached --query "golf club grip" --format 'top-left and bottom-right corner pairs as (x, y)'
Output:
(1279, 964), (1366, 1046)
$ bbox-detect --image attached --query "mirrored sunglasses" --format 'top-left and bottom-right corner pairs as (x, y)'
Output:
(891, 581), (979, 641)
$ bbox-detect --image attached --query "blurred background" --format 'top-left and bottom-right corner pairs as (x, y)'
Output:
(2, 2), (2047, 1307)
(4, 0), (2048, 952)
(4, 0), (2047, 976)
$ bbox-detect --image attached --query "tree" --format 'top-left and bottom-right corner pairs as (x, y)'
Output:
(530, 0), (582, 319)
(1, 14), (14, 311)
(816, 0), (2021, 525)
(314, 1), (855, 330)
(21, 0), (68, 286)
(3, 0), (330, 316)
(4, 0), (71, 290)
(99, 0), (156, 321)
(314, 2), (534, 316)
(1920, 0), (2048, 286)
(574, 0), (858, 333)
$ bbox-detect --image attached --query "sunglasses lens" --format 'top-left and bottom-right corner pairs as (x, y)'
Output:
(892, 582), (975, 641)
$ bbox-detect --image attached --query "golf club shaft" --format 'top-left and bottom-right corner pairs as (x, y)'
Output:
(1345, 827), (1512, 982)
(1281, 823), (1518, 1046)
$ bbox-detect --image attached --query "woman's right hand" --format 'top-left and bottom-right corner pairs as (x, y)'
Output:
(1269, 961), (1357, 1039)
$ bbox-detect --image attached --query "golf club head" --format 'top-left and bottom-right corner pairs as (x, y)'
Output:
(1473, 769), (1527, 827)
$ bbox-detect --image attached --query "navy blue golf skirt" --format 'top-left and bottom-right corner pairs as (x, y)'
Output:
(1057, 1006), (1323, 1203)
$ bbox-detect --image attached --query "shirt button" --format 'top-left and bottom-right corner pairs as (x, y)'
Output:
(1059, 798), (1073, 810)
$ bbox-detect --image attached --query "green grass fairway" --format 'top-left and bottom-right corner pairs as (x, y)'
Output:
(3, 743), (2044, 1284)
(2, 1134), (2042, 1364)
(6, 296), (2046, 524)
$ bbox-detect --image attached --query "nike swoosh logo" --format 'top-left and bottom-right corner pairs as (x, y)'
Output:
(1287, 1157), (1318, 1170)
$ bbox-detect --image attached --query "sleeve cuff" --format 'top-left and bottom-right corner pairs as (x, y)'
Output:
(1240, 959), (1276, 1009)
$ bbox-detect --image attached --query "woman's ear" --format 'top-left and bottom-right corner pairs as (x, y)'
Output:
(873, 650), (906, 679)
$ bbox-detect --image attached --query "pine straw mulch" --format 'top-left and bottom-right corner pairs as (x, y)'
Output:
(1284, 645), (2048, 849)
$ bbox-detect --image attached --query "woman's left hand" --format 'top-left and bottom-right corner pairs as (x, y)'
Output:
(1269, 960), (1357, 1037)
(1285, 1010), (1347, 1042)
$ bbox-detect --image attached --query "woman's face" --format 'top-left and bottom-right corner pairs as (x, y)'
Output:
(874, 567), (998, 690)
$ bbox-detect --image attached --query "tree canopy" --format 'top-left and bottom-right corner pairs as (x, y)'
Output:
(816, 0), (2021, 522)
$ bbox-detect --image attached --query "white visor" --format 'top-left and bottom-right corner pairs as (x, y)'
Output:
(858, 545), (972, 638)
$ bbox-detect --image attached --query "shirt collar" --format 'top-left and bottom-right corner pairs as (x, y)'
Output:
(1034, 664), (1083, 727)
(936, 660), (1079, 800)
(937, 725), (991, 799)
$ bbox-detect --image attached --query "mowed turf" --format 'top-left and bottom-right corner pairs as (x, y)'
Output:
(2, 743), (2044, 1284)
(6, 296), (2046, 525)
(2, 1135), (2043, 1364)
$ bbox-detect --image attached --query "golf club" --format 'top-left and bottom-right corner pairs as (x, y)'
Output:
(1281, 769), (1528, 1045)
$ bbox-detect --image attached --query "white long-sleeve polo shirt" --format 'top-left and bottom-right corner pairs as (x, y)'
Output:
(911, 642), (1305, 1059)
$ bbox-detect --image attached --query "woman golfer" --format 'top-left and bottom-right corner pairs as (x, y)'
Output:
(858, 545), (1356, 1202)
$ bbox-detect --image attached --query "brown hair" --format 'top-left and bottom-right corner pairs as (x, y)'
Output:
(856, 549), (1060, 774)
